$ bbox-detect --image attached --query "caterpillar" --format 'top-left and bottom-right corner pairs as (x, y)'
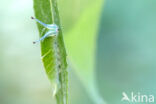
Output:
(31, 16), (62, 95)
(31, 16), (59, 44)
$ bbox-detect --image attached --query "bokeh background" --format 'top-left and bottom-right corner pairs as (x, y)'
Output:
(0, 0), (156, 104)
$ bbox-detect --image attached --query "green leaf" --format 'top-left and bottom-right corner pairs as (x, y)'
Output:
(33, 0), (68, 104)
(65, 0), (106, 104)
(58, 0), (95, 32)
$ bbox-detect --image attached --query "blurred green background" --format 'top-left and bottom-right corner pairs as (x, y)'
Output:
(0, 0), (156, 104)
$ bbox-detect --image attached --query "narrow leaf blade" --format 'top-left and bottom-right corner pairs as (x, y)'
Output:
(33, 0), (68, 104)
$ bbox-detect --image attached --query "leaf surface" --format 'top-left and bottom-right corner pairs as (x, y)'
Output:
(65, 0), (106, 103)
(33, 0), (68, 104)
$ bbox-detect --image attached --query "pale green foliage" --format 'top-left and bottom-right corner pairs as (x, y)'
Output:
(65, 0), (106, 103)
